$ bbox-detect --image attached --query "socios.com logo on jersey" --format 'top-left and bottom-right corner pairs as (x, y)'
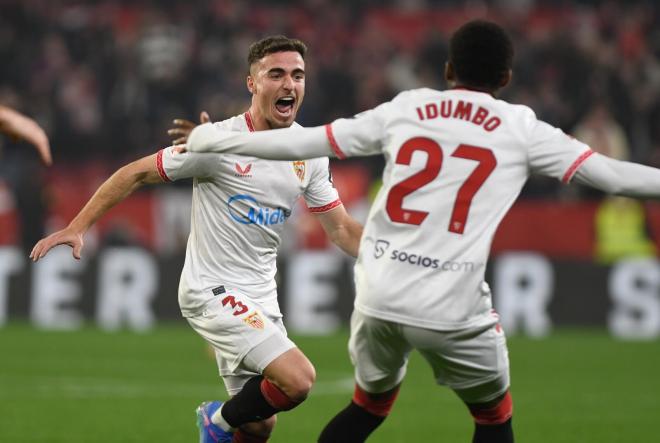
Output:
(227, 194), (290, 226)
(374, 239), (390, 259)
(372, 238), (484, 272)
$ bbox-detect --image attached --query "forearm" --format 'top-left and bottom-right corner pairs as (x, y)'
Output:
(187, 123), (333, 160)
(572, 153), (660, 198)
(0, 105), (19, 124)
(69, 163), (151, 233)
(328, 219), (363, 258)
(0, 105), (28, 136)
(0, 105), (10, 130)
(0, 104), (52, 165)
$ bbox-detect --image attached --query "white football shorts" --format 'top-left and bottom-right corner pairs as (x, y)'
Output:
(186, 285), (296, 395)
(348, 310), (510, 404)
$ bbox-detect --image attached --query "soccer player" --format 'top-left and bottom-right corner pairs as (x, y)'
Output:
(0, 105), (52, 166)
(30, 35), (363, 443)
(184, 21), (660, 443)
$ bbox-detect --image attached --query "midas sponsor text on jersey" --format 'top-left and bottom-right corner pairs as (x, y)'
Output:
(227, 194), (290, 226)
(415, 99), (501, 132)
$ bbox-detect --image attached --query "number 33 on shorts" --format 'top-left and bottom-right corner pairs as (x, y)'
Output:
(221, 294), (249, 316)
(219, 292), (265, 330)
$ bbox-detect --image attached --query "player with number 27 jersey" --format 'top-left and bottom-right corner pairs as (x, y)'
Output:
(328, 87), (591, 330)
(189, 87), (592, 331)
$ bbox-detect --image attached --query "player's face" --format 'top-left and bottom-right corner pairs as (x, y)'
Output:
(248, 51), (305, 129)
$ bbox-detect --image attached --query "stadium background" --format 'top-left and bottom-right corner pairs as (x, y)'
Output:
(1, 0), (659, 442)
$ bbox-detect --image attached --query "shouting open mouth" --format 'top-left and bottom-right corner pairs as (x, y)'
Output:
(274, 95), (296, 119)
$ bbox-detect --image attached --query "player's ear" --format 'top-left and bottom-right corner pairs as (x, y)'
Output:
(500, 69), (512, 88)
(445, 62), (455, 83)
(247, 75), (255, 94)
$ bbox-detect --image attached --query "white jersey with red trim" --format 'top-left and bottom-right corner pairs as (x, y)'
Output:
(158, 112), (340, 317)
(328, 88), (591, 330)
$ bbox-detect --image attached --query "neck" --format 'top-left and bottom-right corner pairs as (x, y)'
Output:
(246, 105), (271, 131)
(451, 83), (497, 97)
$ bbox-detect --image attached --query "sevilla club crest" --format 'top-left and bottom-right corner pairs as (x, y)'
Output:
(243, 312), (265, 329)
(292, 161), (305, 182)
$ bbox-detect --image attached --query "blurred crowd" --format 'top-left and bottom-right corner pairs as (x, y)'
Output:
(1, 0), (660, 181)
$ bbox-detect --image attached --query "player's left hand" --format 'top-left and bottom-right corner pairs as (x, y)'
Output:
(29, 227), (84, 262)
(167, 111), (210, 145)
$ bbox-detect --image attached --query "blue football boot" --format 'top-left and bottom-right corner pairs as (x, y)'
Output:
(196, 401), (234, 443)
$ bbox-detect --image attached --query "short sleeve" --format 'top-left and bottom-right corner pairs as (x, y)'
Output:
(158, 145), (220, 181)
(527, 117), (594, 183)
(326, 100), (393, 159)
(303, 157), (342, 213)
(158, 120), (235, 181)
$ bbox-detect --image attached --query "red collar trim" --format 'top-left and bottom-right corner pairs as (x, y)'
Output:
(244, 111), (255, 132)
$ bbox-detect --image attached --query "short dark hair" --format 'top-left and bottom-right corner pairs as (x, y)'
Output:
(247, 35), (307, 67)
(449, 20), (514, 90)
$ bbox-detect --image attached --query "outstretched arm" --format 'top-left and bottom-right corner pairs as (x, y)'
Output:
(30, 154), (164, 261)
(315, 205), (363, 258)
(187, 123), (334, 160)
(0, 105), (52, 166)
(572, 153), (660, 198)
(188, 102), (389, 161)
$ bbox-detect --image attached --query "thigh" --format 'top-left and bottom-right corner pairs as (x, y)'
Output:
(405, 322), (510, 403)
(348, 311), (413, 393)
(186, 286), (295, 394)
(218, 330), (297, 396)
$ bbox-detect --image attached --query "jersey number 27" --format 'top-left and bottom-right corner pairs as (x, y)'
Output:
(385, 137), (496, 234)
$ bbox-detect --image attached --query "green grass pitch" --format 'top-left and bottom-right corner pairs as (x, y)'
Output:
(1, 323), (658, 442)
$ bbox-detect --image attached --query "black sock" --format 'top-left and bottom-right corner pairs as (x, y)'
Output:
(318, 401), (386, 443)
(473, 418), (514, 443)
(221, 376), (279, 427)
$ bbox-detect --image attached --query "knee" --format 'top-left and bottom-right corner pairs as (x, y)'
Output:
(264, 348), (316, 402)
(282, 361), (316, 401)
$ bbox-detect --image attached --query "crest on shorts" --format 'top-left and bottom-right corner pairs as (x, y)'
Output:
(292, 161), (305, 182)
(243, 312), (265, 329)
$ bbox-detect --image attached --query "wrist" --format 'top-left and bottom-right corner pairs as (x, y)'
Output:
(67, 220), (87, 236)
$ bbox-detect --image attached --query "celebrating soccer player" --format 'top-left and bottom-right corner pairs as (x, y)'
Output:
(30, 36), (363, 443)
(185, 21), (660, 443)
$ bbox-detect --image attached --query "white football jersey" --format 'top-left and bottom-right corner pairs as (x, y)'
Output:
(328, 88), (592, 330)
(158, 112), (341, 317)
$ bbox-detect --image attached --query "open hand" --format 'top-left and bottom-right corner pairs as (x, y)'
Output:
(167, 111), (211, 145)
(30, 228), (84, 262)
